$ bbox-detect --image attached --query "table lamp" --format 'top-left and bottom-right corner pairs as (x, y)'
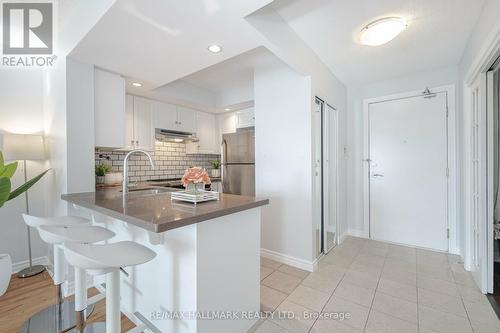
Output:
(2, 134), (47, 278)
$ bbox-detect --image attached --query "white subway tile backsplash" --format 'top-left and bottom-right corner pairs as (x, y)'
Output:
(95, 133), (219, 181)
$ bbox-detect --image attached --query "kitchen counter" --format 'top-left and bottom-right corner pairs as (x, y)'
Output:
(62, 188), (268, 233)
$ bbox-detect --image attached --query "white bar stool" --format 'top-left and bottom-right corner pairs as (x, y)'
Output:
(20, 214), (115, 333)
(63, 241), (156, 333)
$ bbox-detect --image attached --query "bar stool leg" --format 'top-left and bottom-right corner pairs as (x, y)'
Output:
(106, 269), (120, 333)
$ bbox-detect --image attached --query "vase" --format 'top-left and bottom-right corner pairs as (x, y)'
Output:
(96, 176), (105, 184)
(0, 254), (12, 296)
(186, 182), (204, 193)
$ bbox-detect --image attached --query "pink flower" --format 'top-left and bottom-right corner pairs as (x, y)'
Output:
(181, 167), (212, 187)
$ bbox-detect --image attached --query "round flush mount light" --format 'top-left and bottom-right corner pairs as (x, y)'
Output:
(132, 82), (142, 87)
(224, 108), (231, 111)
(208, 44), (222, 53)
(360, 17), (407, 46)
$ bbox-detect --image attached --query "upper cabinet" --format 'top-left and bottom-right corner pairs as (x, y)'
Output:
(94, 68), (126, 148)
(217, 112), (237, 135)
(131, 96), (155, 150)
(236, 107), (255, 129)
(186, 111), (218, 154)
(153, 102), (196, 133)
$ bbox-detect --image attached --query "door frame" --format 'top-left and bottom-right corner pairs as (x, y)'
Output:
(362, 85), (457, 253)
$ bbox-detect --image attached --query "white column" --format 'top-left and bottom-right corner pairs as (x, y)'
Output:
(53, 244), (65, 285)
(106, 269), (120, 333)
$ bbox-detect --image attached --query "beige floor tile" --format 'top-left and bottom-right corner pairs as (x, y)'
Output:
(458, 285), (489, 304)
(301, 271), (342, 294)
(417, 264), (454, 282)
(451, 270), (477, 288)
(261, 285), (288, 312)
(463, 300), (500, 328)
(470, 321), (500, 333)
(262, 271), (302, 294)
(321, 252), (354, 268)
(261, 266), (274, 281)
(353, 253), (385, 268)
(380, 267), (417, 286)
(365, 310), (417, 333)
(253, 320), (290, 333)
(323, 296), (370, 331)
(343, 269), (379, 291)
(384, 257), (417, 273)
(277, 265), (309, 279)
(270, 300), (316, 333)
(333, 280), (375, 307)
(377, 278), (417, 302)
(317, 261), (347, 276)
(287, 285), (330, 312)
(371, 291), (417, 323)
(261, 257), (283, 270)
(349, 261), (382, 276)
(418, 305), (473, 333)
(310, 318), (362, 333)
(418, 277), (459, 297)
(418, 288), (467, 317)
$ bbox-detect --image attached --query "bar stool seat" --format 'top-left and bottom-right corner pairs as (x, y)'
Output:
(38, 225), (116, 245)
(20, 216), (115, 333)
(64, 242), (156, 333)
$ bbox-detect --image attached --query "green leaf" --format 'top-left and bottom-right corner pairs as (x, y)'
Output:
(7, 169), (50, 201)
(0, 177), (11, 208)
(0, 152), (4, 167)
(0, 161), (17, 179)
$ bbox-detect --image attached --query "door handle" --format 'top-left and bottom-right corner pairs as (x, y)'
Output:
(372, 173), (384, 177)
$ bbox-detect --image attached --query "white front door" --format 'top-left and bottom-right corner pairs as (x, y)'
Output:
(369, 92), (449, 251)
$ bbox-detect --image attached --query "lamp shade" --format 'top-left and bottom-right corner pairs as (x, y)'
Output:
(2, 134), (46, 161)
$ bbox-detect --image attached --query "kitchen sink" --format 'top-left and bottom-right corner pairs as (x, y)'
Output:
(125, 187), (180, 195)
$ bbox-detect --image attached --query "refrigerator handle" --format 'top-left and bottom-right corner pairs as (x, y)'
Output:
(221, 139), (227, 192)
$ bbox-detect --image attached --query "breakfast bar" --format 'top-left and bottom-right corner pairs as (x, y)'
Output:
(62, 188), (269, 333)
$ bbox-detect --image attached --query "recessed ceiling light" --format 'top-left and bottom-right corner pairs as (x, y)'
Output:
(208, 44), (222, 53)
(360, 17), (407, 46)
(132, 82), (142, 87)
(224, 108), (231, 111)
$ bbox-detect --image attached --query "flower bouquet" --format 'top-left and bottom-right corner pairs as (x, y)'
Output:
(181, 167), (211, 194)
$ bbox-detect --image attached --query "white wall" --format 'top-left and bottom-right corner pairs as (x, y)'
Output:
(0, 69), (50, 266)
(254, 61), (314, 263)
(346, 66), (460, 239)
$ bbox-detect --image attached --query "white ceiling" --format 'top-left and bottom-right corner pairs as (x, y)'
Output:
(276, 0), (485, 85)
(70, 0), (272, 87)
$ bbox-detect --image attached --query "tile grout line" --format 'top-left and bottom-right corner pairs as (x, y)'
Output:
(362, 245), (388, 333)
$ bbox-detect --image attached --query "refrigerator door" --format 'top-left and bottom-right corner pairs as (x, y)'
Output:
(222, 164), (255, 196)
(222, 131), (255, 163)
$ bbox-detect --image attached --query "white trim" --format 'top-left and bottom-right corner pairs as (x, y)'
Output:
(11, 256), (52, 274)
(362, 85), (458, 253)
(260, 248), (317, 272)
(347, 229), (368, 238)
(464, 20), (500, 85)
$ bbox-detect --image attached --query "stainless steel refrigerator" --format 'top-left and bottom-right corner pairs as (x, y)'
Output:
(221, 129), (255, 196)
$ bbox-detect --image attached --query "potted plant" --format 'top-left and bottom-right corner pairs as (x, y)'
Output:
(210, 160), (221, 178)
(0, 151), (49, 296)
(95, 164), (111, 185)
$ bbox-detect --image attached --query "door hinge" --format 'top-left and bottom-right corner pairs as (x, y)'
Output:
(447, 228), (450, 239)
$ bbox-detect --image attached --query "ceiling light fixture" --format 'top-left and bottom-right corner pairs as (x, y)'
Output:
(359, 17), (407, 46)
(208, 44), (222, 53)
(132, 82), (142, 87)
(224, 108), (231, 111)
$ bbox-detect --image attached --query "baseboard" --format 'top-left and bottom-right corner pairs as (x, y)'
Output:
(260, 248), (317, 272)
(12, 256), (52, 274)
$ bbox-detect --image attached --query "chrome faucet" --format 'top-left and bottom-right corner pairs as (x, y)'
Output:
(123, 149), (155, 195)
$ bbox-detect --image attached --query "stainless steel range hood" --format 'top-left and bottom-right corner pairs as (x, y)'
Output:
(158, 129), (199, 142)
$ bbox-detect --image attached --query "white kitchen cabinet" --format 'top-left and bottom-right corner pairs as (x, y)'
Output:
(94, 68), (126, 148)
(236, 108), (255, 128)
(133, 96), (155, 150)
(154, 101), (177, 130)
(186, 111), (218, 154)
(217, 112), (237, 135)
(177, 106), (197, 133)
(122, 94), (155, 150)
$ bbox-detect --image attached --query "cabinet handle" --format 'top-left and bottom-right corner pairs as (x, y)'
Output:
(131, 140), (134, 146)
(136, 140), (139, 145)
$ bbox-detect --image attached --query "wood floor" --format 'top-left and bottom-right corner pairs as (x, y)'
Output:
(0, 272), (136, 332)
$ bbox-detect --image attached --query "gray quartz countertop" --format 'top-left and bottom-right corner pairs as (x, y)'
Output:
(61, 188), (269, 233)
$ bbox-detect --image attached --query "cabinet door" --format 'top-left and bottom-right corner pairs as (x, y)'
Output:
(125, 95), (135, 149)
(133, 96), (154, 150)
(154, 101), (177, 131)
(176, 106), (197, 133)
(237, 108), (255, 128)
(196, 111), (217, 154)
(94, 69), (126, 148)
